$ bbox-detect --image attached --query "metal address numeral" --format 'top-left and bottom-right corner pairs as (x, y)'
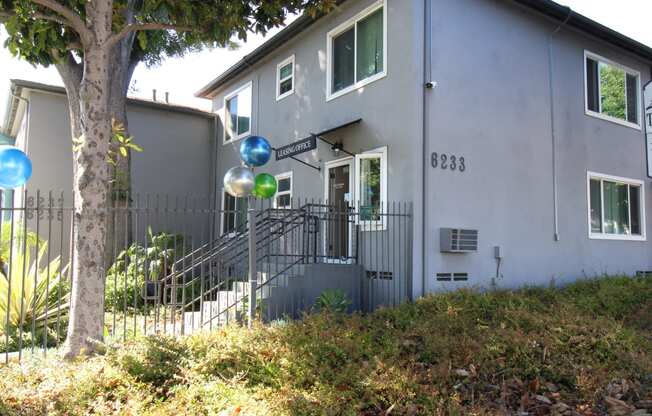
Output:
(430, 152), (466, 172)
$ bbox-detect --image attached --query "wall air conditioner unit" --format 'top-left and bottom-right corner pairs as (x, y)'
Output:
(440, 228), (478, 253)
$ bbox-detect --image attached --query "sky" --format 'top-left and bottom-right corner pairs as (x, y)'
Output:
(0, 0), (651, 117)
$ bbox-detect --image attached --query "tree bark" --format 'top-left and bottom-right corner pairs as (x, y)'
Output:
(62, 0), (114, 358)
(104, 41), (137, 269)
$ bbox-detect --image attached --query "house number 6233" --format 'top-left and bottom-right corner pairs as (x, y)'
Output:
(431, 152), (466, 172)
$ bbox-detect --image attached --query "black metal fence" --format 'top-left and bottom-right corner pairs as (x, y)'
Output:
(0, 190), (412, 363)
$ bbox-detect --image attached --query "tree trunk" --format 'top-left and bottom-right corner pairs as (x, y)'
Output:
(62, 1), (114, 358)
(104, 27), (138, 268)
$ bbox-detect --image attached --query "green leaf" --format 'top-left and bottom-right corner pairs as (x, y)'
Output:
(128, 143), (144, 152)
(137, 31), (148, 50)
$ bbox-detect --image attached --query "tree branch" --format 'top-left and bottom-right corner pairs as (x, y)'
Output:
(29, 0), (93, 44)
(53, 49), (83, 87)
(32, 11), (69, 25)
(106, 23), (193, 48)
(0, 10), (14, 22)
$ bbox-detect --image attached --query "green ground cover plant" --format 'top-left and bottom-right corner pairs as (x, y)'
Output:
(0, 275), (650, 415)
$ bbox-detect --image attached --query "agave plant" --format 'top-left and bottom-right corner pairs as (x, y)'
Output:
(314, 289), (351, 313)
(0, 244), (70, 339)
(0, 222), (42, 273)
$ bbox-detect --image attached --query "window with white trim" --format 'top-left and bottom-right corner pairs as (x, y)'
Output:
(222, 191), (248, 235)
(224, 81), (252, 143)
(276, 56), (295, 101)
(588, 172), (645, 240)
(585, 51), (641, 129)
(274, 172), (293, 209)
(355, 146), (387, 230)
(327, 1), (386, 100)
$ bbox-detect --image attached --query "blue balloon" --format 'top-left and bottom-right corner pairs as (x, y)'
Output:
(239, 136), (272, 167)
(0, 147), (32, 189)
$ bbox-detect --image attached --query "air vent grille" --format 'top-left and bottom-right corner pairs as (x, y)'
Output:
(440, 228), (479, 253)
(436, 273), (452, 281)
(436, 273), (469, 282)
(367, 271), (393, 280)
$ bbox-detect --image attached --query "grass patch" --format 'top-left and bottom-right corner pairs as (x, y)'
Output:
(0, 275), (651, 415)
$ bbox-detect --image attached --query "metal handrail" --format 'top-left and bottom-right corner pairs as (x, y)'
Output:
(161, 207), (306, 285)
(168, 202), (370, 328)
(163, 205), (311, 311)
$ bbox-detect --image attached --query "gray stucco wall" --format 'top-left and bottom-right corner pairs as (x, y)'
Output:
(21, 90), (213, 200)
(424, 0), (652, 291)
(210, 0), (421, 205)
(207, 0), (652, 295)
(14, 89), (214, 256)
(209, 0), (422, 303)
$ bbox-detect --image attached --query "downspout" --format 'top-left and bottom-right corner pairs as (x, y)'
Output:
(10, 93), (31, 208)
(420, 0), (433, 298)
(10, 93), (30, 154)
(209, 114), (219, 242)
(548, 8), (572, 242)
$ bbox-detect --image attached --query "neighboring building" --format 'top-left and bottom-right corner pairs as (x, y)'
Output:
(196, 0), (652, 298)
(2, 79), (216, 201)
(1, 79), (216, 255)
(0, 132), (14, 217)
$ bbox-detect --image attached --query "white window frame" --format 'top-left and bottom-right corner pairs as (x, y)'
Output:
(223, 80), (253, 144)
(584, 50), (642, 130)
(355, 146), (387, 231)
(274, 171), (293, 208)
(276, 55), (295, 101)
(586, 171), (646, 241)
(326, 0), (387, 102)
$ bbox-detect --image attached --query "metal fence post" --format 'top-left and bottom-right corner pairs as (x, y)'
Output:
(247, 199), (257, 327)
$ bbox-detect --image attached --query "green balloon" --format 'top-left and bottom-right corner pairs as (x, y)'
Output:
(253, 173), (277, 199)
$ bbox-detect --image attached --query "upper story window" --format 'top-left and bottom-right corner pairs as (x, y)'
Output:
(587, 171), (645, 241)
(224, 81), (252, 143)
(327, 1), (386, 101)
(585, 51), (641, 129)
(276, 56), (295, 101)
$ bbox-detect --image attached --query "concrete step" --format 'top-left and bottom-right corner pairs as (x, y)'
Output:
(183, 262), (308, 331)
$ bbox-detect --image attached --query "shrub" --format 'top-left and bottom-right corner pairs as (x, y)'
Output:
(0, 244), (70, 352)
(0, 275), (651, 415)
(0, 222), (42, 273)
(106, 228), (185, 312)
(108, 335), (187, 389)
(314, 289), (351, 313)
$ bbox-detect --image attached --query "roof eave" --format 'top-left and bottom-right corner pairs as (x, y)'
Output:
(196, 0), (652, 100)
(1, 83), (24, 138)
(7, 79), (215, 119)
(195, 13), (318, 99)
(512, 0), (652, 61)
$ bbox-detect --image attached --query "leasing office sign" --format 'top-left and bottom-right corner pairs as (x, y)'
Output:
(646, 82), (652, 178)
(276, 136), (317, 161)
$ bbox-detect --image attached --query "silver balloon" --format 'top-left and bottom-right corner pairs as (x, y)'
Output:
(224, 166), (255, 198)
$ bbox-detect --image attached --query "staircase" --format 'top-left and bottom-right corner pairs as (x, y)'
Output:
(160, 205), (318, 335)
